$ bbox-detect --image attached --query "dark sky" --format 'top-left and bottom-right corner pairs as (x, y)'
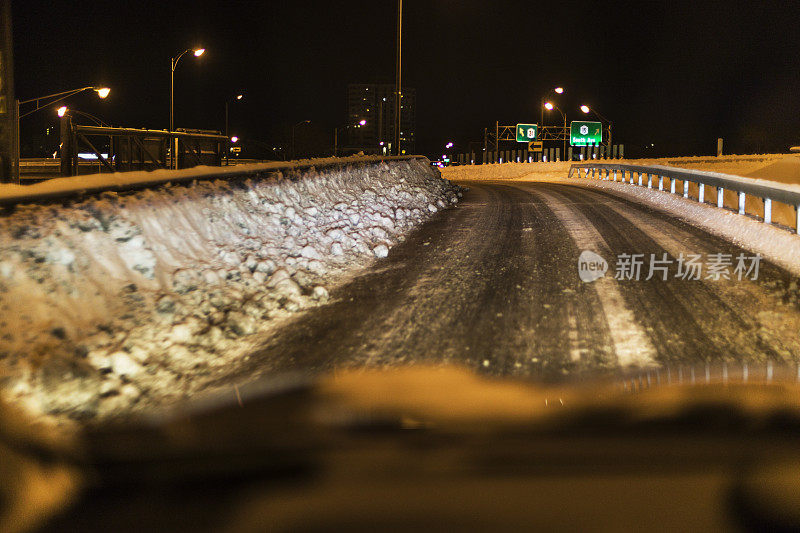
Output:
(13, 0), (800, 158)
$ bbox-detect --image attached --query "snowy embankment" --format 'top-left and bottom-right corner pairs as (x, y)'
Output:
(0, 156), (461, 422)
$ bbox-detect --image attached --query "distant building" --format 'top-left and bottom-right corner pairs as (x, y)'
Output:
(345, 84), (415, 155)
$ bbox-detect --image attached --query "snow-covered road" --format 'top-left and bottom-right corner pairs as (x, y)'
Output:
(224, 180), (800, 384)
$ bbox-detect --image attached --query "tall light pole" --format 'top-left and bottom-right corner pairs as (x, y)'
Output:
(170, 47), (204, 168)
(291, 119), (311, 160)
(16, 86), (110, 180)
(581, 105), (612, 147)
(394, 0), (402, 156)
(225, 93), (243, 165)
(544, 102), (567, 158)
(540, 87), (564, 128)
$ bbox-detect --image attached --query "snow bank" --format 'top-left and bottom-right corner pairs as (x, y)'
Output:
(0, 157), (461, 422)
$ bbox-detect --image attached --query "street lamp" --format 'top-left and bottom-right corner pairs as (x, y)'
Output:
(56, 107), (108, 126)
(230, 136), (239, 143)
(544, 102), (567, 158)
(291, 119), (311, 160)
(359, 119), (367, 126)
(14, 86), (111, 181)
(540, 87), (564, 127)
(170, 47), (205, 169)
(170, 47), (205, 132)
(580, 105), (612, 147)
(395, 0), (402, 156)
(19, 86), (110, 120)
(225, 93), (244, 165)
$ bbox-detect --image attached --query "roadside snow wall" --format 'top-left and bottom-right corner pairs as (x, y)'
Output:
(0, 156), (461, 422)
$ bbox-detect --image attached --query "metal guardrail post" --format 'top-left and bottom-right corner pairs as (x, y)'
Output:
(647, 173), (652, 189)
(683, 180), (689, 198)
(717, 187), (724, 208)
(796, 206), (800, 234)
(698, 183), (704, 203)
(764, 198), (772, 224)
(658, 175), (664, 191)
(738, 192), (746, 215)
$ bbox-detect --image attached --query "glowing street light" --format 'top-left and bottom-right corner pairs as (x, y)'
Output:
(225, 93), (245, 165)
(541, 86), (565, 128)
(544, 102), (568, 156)
(56, 106), (67, 117)
(579, 105), (612, 146)
(359, 119), (367, 126)
(445, 142), (454, 148)
(15, 85), (112, 181)
(230, 136), (239, 143)
(170, 47), (206, 168)
(170, 50), (205, 128)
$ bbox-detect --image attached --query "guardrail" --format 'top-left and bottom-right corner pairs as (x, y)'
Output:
(619, 360), (800, 393)
(0, 155), (427, 209)
(568, 163), (800, 234)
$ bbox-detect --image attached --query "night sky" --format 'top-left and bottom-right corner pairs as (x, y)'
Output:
(13, 0), (800, 159)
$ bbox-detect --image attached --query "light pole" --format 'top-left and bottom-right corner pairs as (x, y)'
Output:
(170, 47), (204, 168)
(57, 106), (109, 126)
(394, 0), (402, 155)
(544, 102), (567, 158)
(581, 105), (612, 148)
(291, 119), (311, 160)
(540, 87), (564, 128)
(334, 120), (366, 157)
(15, 86), (110, 181)
(225, 93), (243, 165)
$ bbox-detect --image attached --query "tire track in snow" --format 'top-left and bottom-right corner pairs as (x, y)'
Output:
(529, 187), (657, 367)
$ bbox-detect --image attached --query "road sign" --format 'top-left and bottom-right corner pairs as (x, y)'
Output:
(230, 146), (241, 153)
(516, 124), (538, 143)
(570, 121), (602, 146)
(528, 141), (543, 152)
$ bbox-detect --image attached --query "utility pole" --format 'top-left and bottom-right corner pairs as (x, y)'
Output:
(0, 0), (15, 183)
(394, 0), (402, 155)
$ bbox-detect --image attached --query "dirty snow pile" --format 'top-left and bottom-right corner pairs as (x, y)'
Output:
(0, 157), (461, 422)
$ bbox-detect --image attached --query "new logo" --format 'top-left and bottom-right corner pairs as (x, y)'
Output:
(578, 250), (607, 282)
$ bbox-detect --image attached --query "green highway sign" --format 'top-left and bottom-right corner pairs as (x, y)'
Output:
(570, 121), (602, 146)
(516, 124), (538, 142)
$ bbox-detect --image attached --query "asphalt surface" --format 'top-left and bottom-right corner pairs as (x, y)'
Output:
(237, 180), (800, 381)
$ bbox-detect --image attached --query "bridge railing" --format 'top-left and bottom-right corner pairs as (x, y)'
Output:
(568, 162), (800, 234)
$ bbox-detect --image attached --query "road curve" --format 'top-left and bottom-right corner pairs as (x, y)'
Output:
(229, 181), (800, 382)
